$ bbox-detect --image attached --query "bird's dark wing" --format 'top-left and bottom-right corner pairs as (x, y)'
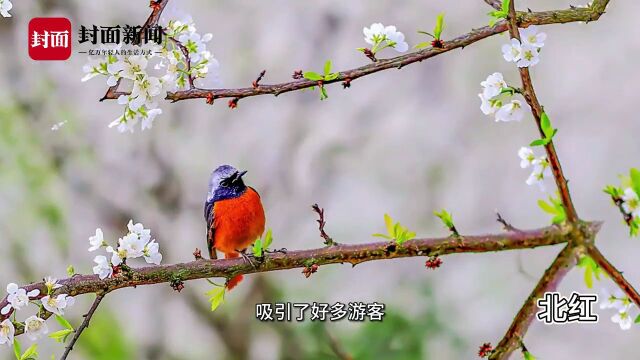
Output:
(204, 199), (217, 259)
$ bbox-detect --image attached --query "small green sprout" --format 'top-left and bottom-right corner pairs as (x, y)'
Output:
(530, 112), (558, 147)
(205, 286), (226, 312)
(372, 214), (416, 245)
(434, 209), (458, 235)
(303, 60), (340, 100)
(488, 0), (511, 27)
(537, 195), (566, 225)
(415, 12), (446, 49)
(252, 228), (273, 258)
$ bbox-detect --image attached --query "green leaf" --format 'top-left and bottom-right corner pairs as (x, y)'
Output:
(434, 209), (455, 230)
(66, 265), (75, 277)
(578, 256), (603, 288)
(629, 168), (640, 199)
(263, 228), (273, 249)
(252, 239), (263, 257)
(303, 72), (323, 81)
(501, 0), (510, 12)
(372, 233), (392, 239)
(603, 185), (621, 197)
(523, 351), (537, 360)
(14, 340), (21, 360)
(634, 314), (640, 324)
(540, 112), (552, 138)
(323, 60), (332, 76)
(529, 139), (547, 147)
(433, 13), (445, 40)
(49, 329), (74, 343)
(55, 315), (73, 330)
(384, 214), (394, 238)
(325, 72), (339, 81)
(206, 287), (226, 312)
(414, 42), (431, 49)
(319, 86), (328, 100)
(20, 344), (38, 360)
(584, 264), (594, 288)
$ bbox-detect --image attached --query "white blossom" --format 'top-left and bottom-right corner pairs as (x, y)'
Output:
(520, 26), (546, 48)
(127, 220), (151, 241)
(93, 255), (113, 280)
(600, 288), (632, 311)
(44, 276), (63, 293)
(0, 283), (40, 315)
(518, 147), (538, 168)
(478, 94), (501, 115)
(363, 23), (408, 53)
(0, 0), (12, 18)
(502, 38), (522, 63)
(41, 294), (75, 316)
(621, 188), (640, 218)
(480, 72), (507, 99)
(611, 306), (634, 330)
(24, 316), (48, 341)
(525, 159), (551, 191)
(88, 228), (104, 252)
(516, 44), (540, 68)
(495, 99), (527, 122)
(143, 240), (163, 265)
(0, 319), (14, 346)
(107, 55), (148, 82)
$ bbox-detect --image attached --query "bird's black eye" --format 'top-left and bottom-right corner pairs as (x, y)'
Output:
(220, 178), (232, 187)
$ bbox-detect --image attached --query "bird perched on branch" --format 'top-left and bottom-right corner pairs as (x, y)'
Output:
(204, 165), (265, 290)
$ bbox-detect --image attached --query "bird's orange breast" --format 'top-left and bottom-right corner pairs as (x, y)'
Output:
(213, 187), (265, 255)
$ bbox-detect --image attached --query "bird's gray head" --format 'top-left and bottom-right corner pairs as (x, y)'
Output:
(207, 165), (248, 202)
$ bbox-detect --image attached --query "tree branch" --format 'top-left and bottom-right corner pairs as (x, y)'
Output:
(489, 243), (579, 359)
(484, 0), (502, 10)
(587, 245), (640, 308)
(0, 224), (598, 326)
(504, 0), (583, 223)
(99, 1), (610, 105)
(60, 294), (106, 360)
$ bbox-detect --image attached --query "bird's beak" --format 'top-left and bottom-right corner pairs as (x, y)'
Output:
(237, 170), (248, 178)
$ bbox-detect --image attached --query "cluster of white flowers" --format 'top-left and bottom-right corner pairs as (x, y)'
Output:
(478, 72), (529, 122)
(82, 17), (220, 133)
(518, 147), (551, 191)
(90, 220), (162, 280)
(0, 277), (74, 346)
(502, 26), (546, 68)
(362, 23), (409, 54)
(0, 0), (12, 18)
(600, 288), (635, 330)
(620, 188), (640, 220)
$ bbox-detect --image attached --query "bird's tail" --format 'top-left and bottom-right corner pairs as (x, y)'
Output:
(224, 252), (243, 290)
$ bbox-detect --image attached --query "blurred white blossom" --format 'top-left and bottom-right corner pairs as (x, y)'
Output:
(502, 38), (522, 63)
(93, 255), (113, 280)
(41, 294), (75, 316)
(143, 240), (162, 265)
(88, 228), (104, 252)
(480, 72), (507, 99)
(24, 316), (48, 341)
(44, 277), (63, 293)
(0, 319), (14, 346)
(495, 99), (527, 122)
(600, 288), (632, 311)
(0, 283), (40, 315)
(518, 147), (538, 168)
(363, 23), (408, 53)
(611, 307), (634, 330)
(520, 26), (546, 48)
(621, 188), (640, 218)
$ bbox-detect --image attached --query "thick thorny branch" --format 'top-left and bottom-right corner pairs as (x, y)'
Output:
(0, 224), (597, 329)
(100, 0), (610, 106)
(489, 244), (579, 359)
(504, 0), (584, 223)
(587, 245), (640, 308)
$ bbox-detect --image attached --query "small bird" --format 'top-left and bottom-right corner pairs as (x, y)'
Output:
(204, 165), (265, 290)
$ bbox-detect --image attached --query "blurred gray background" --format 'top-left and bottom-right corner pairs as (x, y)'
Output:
(0, 0), (638, 359)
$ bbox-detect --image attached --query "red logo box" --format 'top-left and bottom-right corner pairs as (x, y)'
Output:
(28, 17), (72, 61)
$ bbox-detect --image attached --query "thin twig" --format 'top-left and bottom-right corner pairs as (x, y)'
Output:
(99, 1), (610, 104)
(490, 244), (578, 359)
(504, 0), (579, 223)
(587, 245), (640, 308)
(496, 212), (522, 232)
(60, 294), (106, 360)
(311, 204), (336, 246)
(484, 0), (502, 10)
(323, 325), (353, 360)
